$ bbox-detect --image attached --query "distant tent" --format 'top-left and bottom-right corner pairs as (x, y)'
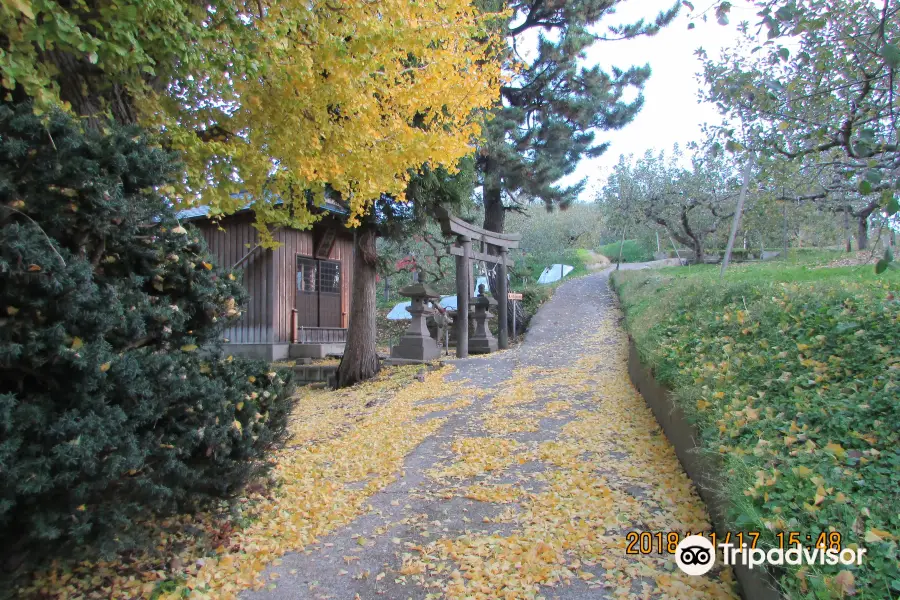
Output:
(537, 264), (574, 284)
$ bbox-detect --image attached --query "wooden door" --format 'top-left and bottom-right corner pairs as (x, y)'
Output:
(317, 259), (342, 327)
(296, 256), (318, 327)
(295, 256), (342, 328)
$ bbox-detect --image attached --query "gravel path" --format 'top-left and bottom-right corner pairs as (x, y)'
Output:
(243, 267), (738, 600)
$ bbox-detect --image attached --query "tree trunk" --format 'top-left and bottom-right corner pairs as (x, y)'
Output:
(482, 180), (505, 234)
(693, 240), (704, 264)
(336, 227), (380, 388)
(857, 216), (869, 251)
(481, 156), (524, 333)
(45, 49), (140, 129)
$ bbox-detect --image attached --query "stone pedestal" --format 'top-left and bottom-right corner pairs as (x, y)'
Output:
(469, 295), (498, 354)
(391, 283), (441, 362)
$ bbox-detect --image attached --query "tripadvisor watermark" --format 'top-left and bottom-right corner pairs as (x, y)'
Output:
(673, 534), (867, 576)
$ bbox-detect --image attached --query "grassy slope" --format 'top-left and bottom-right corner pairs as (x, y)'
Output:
(597, 239), (655, 263)
(612, 253), (900, 599)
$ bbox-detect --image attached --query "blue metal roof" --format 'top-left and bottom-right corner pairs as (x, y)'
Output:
(177, 205), (215, 220)
(176, 193), (348, 221)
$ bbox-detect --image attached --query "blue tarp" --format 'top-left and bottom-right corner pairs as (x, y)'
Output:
(385, 296), (458, 320)
(537, 264), (574, 284)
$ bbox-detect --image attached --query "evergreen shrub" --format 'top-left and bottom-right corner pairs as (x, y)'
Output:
(0, 104), (294, 555)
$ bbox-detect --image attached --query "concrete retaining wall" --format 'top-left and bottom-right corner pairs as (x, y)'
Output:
(222, 343), (289, 361)
(292, 365), (338, 386)
(627, 339), (782, 600)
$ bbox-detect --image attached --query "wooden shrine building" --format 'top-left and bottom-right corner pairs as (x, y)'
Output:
(179, 203), (354, 360)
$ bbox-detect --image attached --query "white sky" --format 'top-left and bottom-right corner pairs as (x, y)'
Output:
(559, 0), (758, 198)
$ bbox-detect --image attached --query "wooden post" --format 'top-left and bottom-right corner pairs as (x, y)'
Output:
(782, 197), (789, 257)
(616, 227), (626, 270)
(498, 248), (509, 349)
(720, 154), (754, 278)
(291, 309), (298, 344)
(456, 235), (471, 358)
(669, 235), (681, 262)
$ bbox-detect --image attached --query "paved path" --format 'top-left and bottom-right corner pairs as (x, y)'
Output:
(244, 268), (738, 600)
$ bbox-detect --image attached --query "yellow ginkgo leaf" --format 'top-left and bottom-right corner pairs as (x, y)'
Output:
(181, 344), (198, 352)
(99, 362), (111, 372)
(793, 465), (813, 478)
(864, 528), (895, 543)
(824, 442), (846, 459)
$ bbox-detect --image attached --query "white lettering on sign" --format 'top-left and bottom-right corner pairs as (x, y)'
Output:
(507, 293), (523, 301)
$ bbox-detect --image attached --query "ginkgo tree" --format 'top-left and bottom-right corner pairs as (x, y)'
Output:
(2, 0), (502, 229)
(2, 0), (505, 385)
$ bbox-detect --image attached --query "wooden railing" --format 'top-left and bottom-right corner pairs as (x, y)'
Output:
(296, 326), (348, 344)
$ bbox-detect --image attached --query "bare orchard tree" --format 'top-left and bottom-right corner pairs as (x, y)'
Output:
(699, 0), (900, 251)
(602, 147), (742, 262)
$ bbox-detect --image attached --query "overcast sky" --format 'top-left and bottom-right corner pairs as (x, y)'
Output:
(561, 0), (757, 199)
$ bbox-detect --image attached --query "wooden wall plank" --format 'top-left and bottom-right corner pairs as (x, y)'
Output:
(195, 214), (265, 346)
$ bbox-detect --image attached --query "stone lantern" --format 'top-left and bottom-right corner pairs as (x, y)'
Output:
(469, 293), (498, 354)
(390, 282), (441, 362)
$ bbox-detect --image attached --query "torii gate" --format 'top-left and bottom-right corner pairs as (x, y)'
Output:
(434, 207), (521, 358)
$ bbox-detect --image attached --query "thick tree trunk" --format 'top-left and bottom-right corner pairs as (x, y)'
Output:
(693, 240), (704, 264)
(481, 155), (524, 333)
(857, 216), (869, 251)
(44, 49), (140, 129)
(482, 180), (505, 234)
(336, 227), (380, 388)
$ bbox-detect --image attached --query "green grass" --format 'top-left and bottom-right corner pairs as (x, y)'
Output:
(597, 239), (655, 263)
(612, 257), (900, 599)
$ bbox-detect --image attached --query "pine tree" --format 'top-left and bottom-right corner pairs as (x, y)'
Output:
(480, 0), (679, 233)
(0, 104), (294, 559)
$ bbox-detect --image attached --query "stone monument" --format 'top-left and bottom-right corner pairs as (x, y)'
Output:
(390, 282), (441, 362)
(469, 288), (498, 354)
